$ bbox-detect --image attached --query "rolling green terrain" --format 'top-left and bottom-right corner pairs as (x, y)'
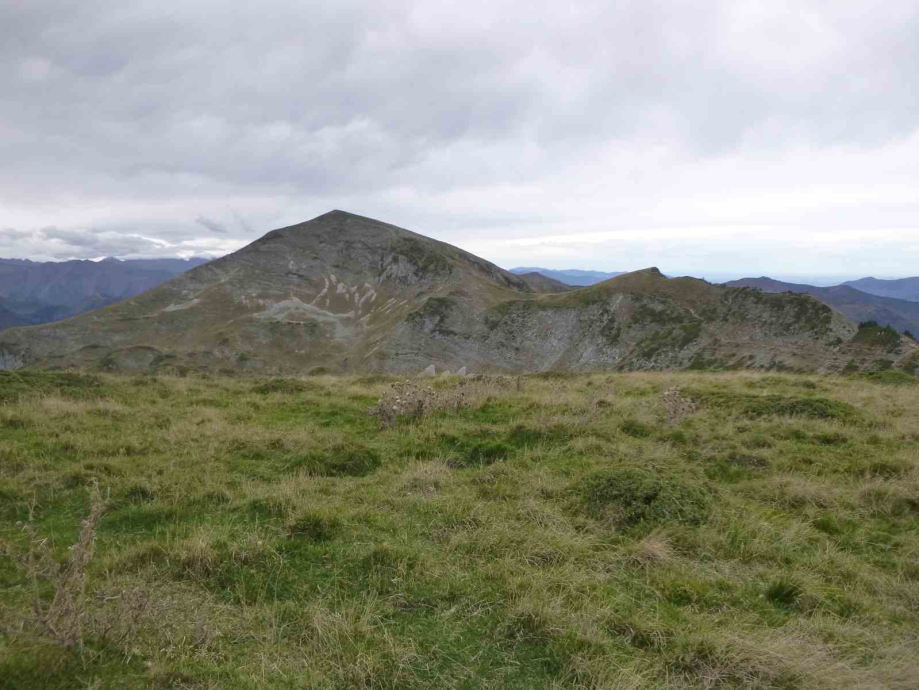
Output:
(1, 370), (918, 689)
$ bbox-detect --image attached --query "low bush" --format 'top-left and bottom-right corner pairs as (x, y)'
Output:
(579, 467), (712, 528)
(684, 389), (858, 420)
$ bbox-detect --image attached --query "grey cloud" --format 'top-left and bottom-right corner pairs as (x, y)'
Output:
(233, 212), (255, 235)
(0, 225), (175, 260)
(4, 2), (917, 197)
(1, 1), (918, 273)
(1, 228), (32, 241)
(39, 226), (101, 247)
(195, 216), (228, 234)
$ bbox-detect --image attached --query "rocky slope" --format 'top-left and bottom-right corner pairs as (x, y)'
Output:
(725, 277), (919, 336)
(0, 211), (905, 376)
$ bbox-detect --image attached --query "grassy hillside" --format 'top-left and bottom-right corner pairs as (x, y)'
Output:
(1, 370), (918, 689)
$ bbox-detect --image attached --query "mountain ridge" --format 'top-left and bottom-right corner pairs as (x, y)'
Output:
(724, 277), (919, 336)
(510, 266), (625, 286)
(1, 211), (910, 376)
(0, 256), (210, 331)
(842, 276), (919, 303)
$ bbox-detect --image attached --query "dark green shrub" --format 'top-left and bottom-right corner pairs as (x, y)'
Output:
(684, 389), (858, 421)
(765, 579), (804, 608)
(620, 419), (654, 438)
(287, 513), (341, 542)
(852, 322), (901, 352)
(579, 467), (712, 528)
(861, 370), (917, 386)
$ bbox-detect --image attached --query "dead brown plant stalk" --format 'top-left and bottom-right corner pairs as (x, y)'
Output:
(661, 387), (697, 425)
(3, 482), (151, 653)
(369, 380), (472, 428)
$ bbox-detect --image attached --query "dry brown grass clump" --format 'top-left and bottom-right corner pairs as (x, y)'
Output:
(369, 379), (477, 427)
(661, 387), (697, 425)
(1, 483), (151, 653)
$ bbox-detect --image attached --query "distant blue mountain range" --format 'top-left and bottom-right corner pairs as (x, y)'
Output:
(509, 267), (624, 286)
(0, 256), (210, 331)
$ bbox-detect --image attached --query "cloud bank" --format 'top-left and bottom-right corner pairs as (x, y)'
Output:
(1, 0), (917, 276)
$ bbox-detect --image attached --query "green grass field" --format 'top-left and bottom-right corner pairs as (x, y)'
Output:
(1, 370), (918, 689)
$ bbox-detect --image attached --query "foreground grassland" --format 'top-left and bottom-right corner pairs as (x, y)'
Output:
(1, 370), (918, 689)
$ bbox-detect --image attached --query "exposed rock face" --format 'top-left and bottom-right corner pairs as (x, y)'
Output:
(0, 210), (891, 375)
(0, 345), (25, 370)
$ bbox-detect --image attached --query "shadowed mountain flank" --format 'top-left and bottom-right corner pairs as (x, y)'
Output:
(842, 276), (919, 303)
(0, 211), (903, 376)
(0, 256), (210, 330)
(0, 300), (28, 331)
(513, 272), (574, 293)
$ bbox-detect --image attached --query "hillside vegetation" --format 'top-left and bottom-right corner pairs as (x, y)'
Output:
(1, 370), (918, 689)
(0, 212), (868, 375)
(725, 277), (919, 336)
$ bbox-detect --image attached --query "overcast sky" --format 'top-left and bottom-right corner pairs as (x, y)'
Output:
(2, 1), (918, 280)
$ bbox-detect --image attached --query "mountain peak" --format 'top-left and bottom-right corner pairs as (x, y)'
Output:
(318, 209), (360, 220)
(0, 214), (870, 376)
(311, 209), (386, 225)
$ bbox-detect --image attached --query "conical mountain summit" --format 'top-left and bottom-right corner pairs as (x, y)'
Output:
(1, 210), (906, 375)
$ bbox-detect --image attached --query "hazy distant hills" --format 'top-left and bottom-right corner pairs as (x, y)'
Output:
(0, 300), (28, 330)
(511, 272), (574, 293)
(841, 277), (919, 303)
(510, 267), (624, 286)
(3, 210), (900, 377)
(725, 277), (919, 335)
(0, 257), (209, 331)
